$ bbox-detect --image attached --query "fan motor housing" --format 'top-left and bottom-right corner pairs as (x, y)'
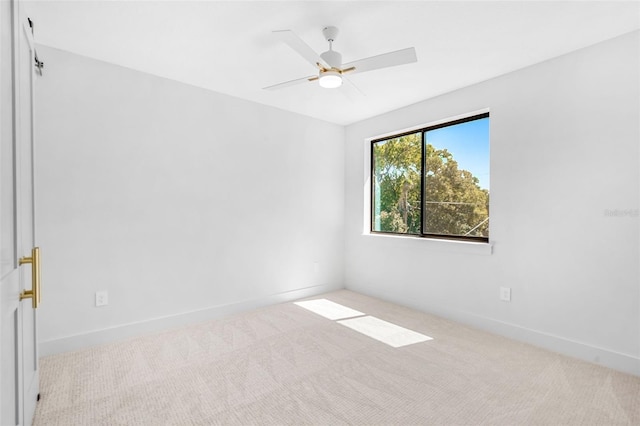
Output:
(320, 50), (342, 68)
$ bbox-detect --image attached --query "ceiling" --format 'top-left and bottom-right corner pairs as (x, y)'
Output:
(25, 1), (640, 125)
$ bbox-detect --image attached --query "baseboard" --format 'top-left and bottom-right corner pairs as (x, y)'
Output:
(466, 312), (640, 378)
(346, 285), (640, 377)
(39, 283), (343, 357)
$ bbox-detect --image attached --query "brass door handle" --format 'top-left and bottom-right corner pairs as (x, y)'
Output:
(19, 247), (41, 309)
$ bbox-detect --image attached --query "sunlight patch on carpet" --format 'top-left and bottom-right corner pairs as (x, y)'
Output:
(338, 316), (433, 348)
(294, 299), (365, 320)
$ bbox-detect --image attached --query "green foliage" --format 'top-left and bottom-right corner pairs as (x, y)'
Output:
(424, 144), (489, 237)
(372, 133), (422, 234)
(372, 135), (489, 237)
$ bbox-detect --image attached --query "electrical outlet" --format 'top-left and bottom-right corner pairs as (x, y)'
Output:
(95, 291), (108, 307)
(499, 287), (511, 302)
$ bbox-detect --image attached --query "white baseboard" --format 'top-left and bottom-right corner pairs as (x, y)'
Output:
(466, 312), (640, 377)
(39, 283), (343, 357)
(346, 285), (640, 377)
(41, 283), (640, 377)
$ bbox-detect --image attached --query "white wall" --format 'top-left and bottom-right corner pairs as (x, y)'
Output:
(35, 46), (345, 354)
(345, 31), (640, 375)
(35, 32), (640, 376)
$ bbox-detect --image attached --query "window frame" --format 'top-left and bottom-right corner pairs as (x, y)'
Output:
(370, 112), (490, 243)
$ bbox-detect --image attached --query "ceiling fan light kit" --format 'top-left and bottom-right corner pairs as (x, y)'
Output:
(264, 26), (417, 92)
(319, 69), (342, 88)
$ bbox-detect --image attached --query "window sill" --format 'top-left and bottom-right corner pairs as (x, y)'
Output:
(363, 232), (493, 255)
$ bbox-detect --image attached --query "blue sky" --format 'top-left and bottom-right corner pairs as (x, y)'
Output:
(425, 117), (490, 190)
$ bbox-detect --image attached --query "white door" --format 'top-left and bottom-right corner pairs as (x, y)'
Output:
(1, 0), (40, 424)
(17, 8), (39, 426)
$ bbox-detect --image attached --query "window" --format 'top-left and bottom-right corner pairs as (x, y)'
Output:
(371, 113), (490, 242)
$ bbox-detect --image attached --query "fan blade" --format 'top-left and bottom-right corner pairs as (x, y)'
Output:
(273, 30), (328, 69)
(344, 76), (366, 96)
(342, 47), (417, 75)
(339, 76), (367, 101)
(263, 75), (317, 90)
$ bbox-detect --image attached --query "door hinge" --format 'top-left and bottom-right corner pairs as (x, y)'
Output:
(27, 17), (44, 75)
(34, 53), (44, 75)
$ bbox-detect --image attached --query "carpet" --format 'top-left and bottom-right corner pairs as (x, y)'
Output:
(33, 290), (640, 425)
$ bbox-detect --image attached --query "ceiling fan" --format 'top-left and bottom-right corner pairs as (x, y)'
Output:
(264, 26), (417, 90)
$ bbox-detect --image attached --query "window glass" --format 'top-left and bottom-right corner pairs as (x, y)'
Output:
(372, 132), (422, 235)
(423, 117), (489, 238)
(371, 113), (489, 242)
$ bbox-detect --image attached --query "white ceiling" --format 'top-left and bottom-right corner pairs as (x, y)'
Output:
(25, 1), (640, 125)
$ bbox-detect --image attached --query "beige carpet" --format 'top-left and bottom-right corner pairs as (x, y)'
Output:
(34, 290), (640, 425)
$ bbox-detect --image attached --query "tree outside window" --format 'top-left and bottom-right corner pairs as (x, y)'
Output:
(371, 113), (489, 242)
